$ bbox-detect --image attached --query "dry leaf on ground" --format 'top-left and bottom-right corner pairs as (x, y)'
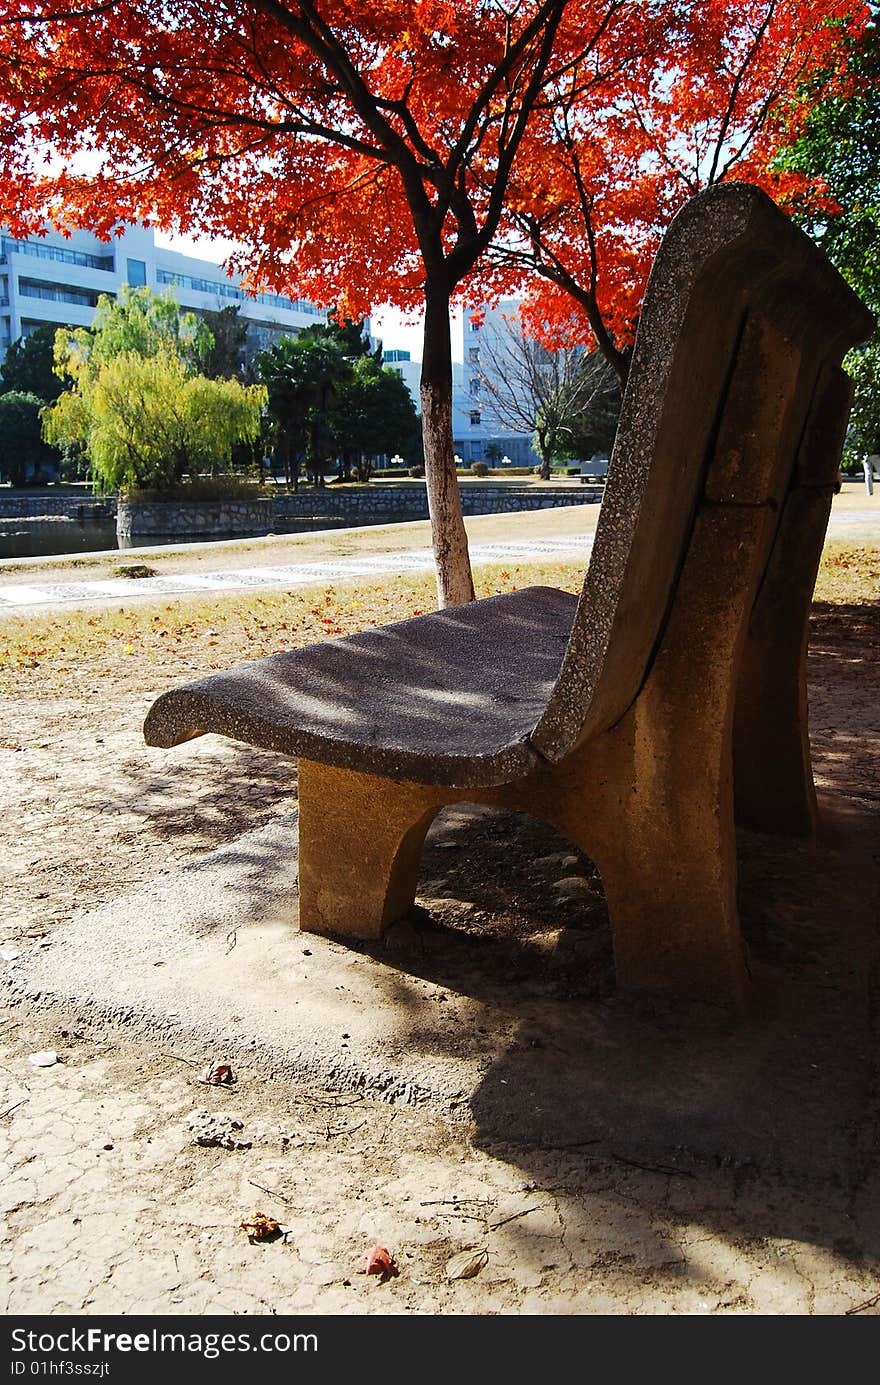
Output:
(239, 1212), (281, 1242)
(446, 1247), (489, 1280)
(198, 1061), (235, 1085)
(359, 1245), (397, 1276)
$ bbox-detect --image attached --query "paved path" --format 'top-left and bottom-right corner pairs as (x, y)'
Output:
(0, 534), (594, 611)
(0, 491), (874, 613)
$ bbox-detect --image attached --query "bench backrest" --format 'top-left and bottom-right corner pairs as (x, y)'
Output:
(531, 183), (874, 763)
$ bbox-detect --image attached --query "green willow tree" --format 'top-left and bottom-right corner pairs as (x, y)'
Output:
(43, 349), (266, 493)
(43, 287), (265, 492)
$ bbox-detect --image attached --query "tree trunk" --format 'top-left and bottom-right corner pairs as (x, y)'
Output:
(537, 426), (551, 480)
(421, 283), (475, 608)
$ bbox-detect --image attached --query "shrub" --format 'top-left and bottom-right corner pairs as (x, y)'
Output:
(470, 460), (490, 476)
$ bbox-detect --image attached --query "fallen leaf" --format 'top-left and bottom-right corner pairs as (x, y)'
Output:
(240, 1212), (281, 1242)
(28, 1050), (59, 1068)
(359, 1245), (397, 1277)
(198, 1061), (235, 1086)
(446, 1247), (489, 1280)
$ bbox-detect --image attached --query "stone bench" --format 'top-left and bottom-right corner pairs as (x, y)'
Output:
(144, 184), (874, 1011)
(579, 458), (608, 483)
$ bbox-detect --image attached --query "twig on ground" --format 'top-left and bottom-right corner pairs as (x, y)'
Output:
(247, 1179), (296, 1206)
(845, 1289), (880, 1316)
(489, 1204), (543, 1231)
(378, 1111), (397, 1145)
(325, 1118), (367, 1140)
(420, 1198), (494, 1208)
(0, 1097), (28, 1119)
(159, 1052), (201, 1068)
(302, 1091), (365, 1109)
(610, 1153), (696, 1179)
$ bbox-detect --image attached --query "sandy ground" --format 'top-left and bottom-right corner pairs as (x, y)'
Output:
(1, 490), (879, 1319)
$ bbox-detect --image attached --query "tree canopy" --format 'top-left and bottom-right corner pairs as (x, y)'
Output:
(0, 0), (610, 603)
(43, 287), (266, 492)
(0, 1), (868, 595)
(489, 1), (871, 382)
(772, 14), (880, 462)
(0, 325), (67, 403)
(774, 14), (880, 317)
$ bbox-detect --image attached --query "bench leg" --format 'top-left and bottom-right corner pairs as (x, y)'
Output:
(587, 754), (751, 1010)
(734, 485), (834, 837)
(535, 500), (763, 1011)
(296, 758), (443, 939)
(503, 735), (751, 1011)
(735, 365), (852, 838)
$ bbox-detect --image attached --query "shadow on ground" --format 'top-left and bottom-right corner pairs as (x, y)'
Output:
(17, 598), (875, 1279)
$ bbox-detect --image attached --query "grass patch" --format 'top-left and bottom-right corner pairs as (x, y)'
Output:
(0, 560), (582, 696)
(815, 541), (880, 604)
(0, 544), (875, 699)
(111, 563), (158, 579)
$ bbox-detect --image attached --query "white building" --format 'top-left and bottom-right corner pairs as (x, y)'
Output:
(452, 300), (540, 468)
(380, 308), (540, 469)
(0, 223), (328, 365)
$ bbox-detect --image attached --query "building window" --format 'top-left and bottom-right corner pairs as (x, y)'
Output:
(468, 346), (480, 363)
(469, 377), (481, 394)
(18, 278), (101, 308)
(156, 267), (322, 315)
(470, 410), (481, 426)
(1, 236), (114, 272)
(126, 258), (147, 287)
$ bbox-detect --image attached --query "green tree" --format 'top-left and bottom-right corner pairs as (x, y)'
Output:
(844, 338), (880, 459)
(0, 390), (60, 486)
(330, 356), (421, 480)
(42, 284), (264, 493)
(43, 349), (264, 495)
(43, 348), (265, 495)
(776, 18), (880, 317)
(196, 305), (249, 380)
(0, 325), (67, 403)
(775, 17), (879, 467)
(257, 324), (361, 488)
(54, 284), (212, 389)
(484, 441), (504, 466)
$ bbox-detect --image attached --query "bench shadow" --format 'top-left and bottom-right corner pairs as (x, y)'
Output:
(122, 602), (879, 1270)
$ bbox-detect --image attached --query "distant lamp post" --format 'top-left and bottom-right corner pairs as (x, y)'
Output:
(501, 455), (512, 467)
(390, 453), (404, 469)
(454, 454), (463, 468)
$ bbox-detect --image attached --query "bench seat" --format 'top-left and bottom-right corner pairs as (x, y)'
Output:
(144, 585), (578, 787)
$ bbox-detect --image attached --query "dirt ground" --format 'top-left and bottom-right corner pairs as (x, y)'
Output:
(1, 495), (879, 1318)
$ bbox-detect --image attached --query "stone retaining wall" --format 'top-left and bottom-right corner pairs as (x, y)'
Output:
(0, 492), (115, 521)
(116, 484), (600, 542)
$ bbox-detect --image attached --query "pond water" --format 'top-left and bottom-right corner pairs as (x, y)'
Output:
(0, 513), (406, 561)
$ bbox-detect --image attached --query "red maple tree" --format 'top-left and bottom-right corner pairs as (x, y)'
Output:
(491, 0), (870, 384)
(0, 0), (657, 605)
(0, 2), (864, 603)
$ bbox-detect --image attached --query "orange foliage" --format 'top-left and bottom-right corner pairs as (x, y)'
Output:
(489, 1), (870, 370)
